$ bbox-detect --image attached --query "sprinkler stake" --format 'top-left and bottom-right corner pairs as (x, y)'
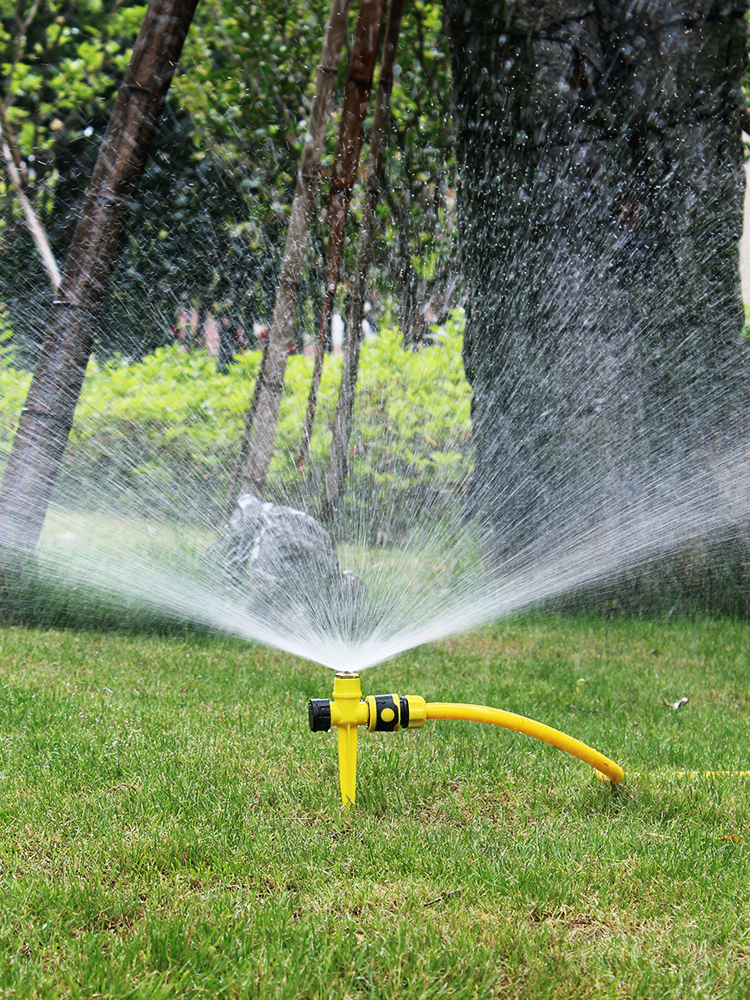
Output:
(309, 673), (624, 807)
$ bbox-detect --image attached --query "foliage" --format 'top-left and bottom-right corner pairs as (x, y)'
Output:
(0, 0), (151, 354)
(172, 0), (457, 346)
(370, 0), (458, 341)
(0, 312), (472, 525)
(351, 315), (470, 488)
(0, 300), (15, 362)
(0, 617), (749, 997)
(0, 0), (456, 362)
(331, 312), (472, 535)
(0, 303), (29, 442)
(0, 1), (140, 158)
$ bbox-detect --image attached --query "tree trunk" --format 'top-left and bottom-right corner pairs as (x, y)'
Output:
(238, 0), (352, 500)
(296, 0), (387, 473)
(322, 0), (406, 521)
(385, 184), (429, 347)
(446, 0), (750, 562)
(222, 338), (269, 521)
(0, 0), (200, 567)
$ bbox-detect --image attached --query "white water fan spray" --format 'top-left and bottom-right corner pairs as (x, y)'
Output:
(1, 0), (750, 672)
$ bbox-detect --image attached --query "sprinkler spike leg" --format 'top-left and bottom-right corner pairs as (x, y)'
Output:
(329, 672), (367, 808)
(338, 723), (358, 807)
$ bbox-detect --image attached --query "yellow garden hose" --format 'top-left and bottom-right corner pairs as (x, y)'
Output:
(424, 702), (624, 785)
(308, 673), (624, 807)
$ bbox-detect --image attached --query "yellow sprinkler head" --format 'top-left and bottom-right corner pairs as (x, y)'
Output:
(308, 673), (426, 807)
(309, 677), (624, 809)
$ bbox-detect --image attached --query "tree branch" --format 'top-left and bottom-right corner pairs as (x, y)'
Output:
(0, 106), (61, 289)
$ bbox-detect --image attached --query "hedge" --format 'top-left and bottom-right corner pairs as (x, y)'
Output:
(0, 313), (473, 532)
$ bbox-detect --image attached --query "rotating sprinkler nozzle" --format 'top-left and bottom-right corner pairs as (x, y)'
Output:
(309, 673), (624, 807)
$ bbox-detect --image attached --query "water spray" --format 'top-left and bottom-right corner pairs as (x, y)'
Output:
(309, 672), (624, 807)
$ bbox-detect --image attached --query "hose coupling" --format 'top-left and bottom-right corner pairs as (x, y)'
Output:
(365, 693), (427, 731)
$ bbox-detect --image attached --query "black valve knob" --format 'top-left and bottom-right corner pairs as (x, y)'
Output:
(308, 698), (332, 732)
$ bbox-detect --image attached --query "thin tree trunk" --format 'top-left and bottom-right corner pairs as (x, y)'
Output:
(194, 298), (209, 351)
(238, 0), (351, 499)
(322, 0), (405, 521)
(0, 0), (200, 568)
(0, 105), (61, 290)
(295, 0), (387, 473)
(222, 338), (269, 520)
(384, 183), (428, 347)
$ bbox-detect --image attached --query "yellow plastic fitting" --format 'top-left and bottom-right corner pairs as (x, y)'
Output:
(307, 675), (624, 807)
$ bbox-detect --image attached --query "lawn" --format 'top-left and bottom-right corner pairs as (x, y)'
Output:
(0, 616), (749, 998)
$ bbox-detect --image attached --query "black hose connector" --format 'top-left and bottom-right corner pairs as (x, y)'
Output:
(308, 698), (332, 732)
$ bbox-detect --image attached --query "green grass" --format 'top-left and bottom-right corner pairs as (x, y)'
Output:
(0, 509), (217, 636)
(1, 617), (749, 998)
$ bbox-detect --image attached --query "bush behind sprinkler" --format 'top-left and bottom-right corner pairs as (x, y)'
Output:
(309, 672), (625, 807)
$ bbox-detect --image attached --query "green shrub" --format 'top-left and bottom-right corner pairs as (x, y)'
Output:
(0, 313), (473, 531)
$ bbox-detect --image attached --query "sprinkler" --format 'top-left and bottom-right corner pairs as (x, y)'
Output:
(309, 672), (624, 807)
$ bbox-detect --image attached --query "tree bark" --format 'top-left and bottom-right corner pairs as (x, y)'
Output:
(446, 0), (750, 562)
(238, 0), (352, 499)
(295, 0), (387, 473)
(0, 0), (200, 567)
(322, 0), (405, 521)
